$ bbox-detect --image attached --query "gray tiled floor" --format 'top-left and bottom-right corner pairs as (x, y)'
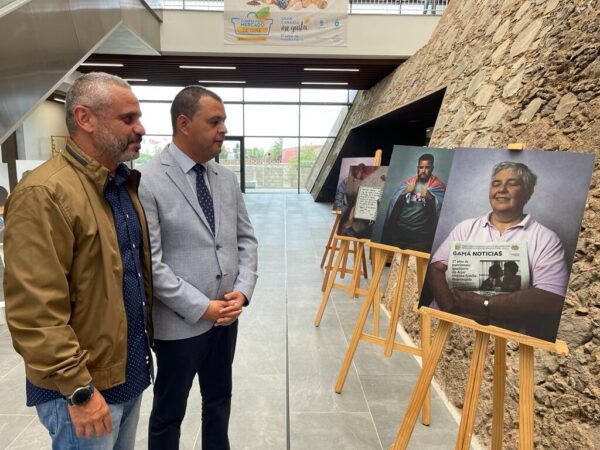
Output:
(0, 192), (465, 449)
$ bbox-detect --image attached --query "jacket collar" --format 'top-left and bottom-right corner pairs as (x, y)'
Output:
(162, 143), (220, 176)
(64, 138), (140, 192)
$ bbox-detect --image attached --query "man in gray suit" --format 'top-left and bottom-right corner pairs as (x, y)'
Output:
(139, 86), (258, 449)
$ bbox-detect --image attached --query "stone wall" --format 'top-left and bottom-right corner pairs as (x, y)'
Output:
(317, 0), (600, 448)
(220, 160), (313, 189)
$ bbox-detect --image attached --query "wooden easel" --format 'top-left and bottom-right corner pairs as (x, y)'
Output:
(386, 141), (542, 446)
(333, 241), (433, 425)
(392, 308), (568, 449)
(314, 236), (373, 327)
(320, 225), (368, 292)
(320, 210), (342, 269)
(317, 149), (383, 295)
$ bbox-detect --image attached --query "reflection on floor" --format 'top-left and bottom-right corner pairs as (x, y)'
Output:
(0, 193), (471, 449)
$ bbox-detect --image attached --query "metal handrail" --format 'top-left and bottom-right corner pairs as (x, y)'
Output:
(160, 0), (449, 15)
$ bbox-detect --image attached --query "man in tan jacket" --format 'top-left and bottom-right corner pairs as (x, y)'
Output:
(3, 72), (153, 449)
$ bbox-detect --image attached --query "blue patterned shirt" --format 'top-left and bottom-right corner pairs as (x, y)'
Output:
(26, 164), (151, 406)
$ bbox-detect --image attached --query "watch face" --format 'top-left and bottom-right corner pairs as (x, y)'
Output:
(71, 386), (92, 405)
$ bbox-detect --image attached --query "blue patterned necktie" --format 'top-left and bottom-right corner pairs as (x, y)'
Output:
(192, 164), (215, 234)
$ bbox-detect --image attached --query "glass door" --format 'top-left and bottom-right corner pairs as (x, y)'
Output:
(218, 137), (246, 192)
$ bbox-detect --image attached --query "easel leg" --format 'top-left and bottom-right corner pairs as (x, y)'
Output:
(340, 240), (351, 278)
(349, 241), (364, 298)
(384, 254), (409, 357)
(361, 245), (368, 279)
(519, 344), (534, 450)
(492, 337), (507, 450)
(392, 320), (452, 450)
(320, 214), (340, 269)
(335, 249), (387, 393)
(455, 331), (489, 450)
(415, 256), (428, 297)
(373, 283), (381, 337)
(420, 312), (431, 426)
(321, 235), (340, 292)
(314, 240), (348, 327)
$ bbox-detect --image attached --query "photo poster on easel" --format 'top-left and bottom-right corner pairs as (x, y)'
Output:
(371, 146), (454, 253)
(337, 165), (388, 239)
(333, 157), (374, 210)
(418, 148), (595, 343)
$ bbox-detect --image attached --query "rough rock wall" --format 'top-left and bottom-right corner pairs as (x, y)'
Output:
(325, 0), (600, 448)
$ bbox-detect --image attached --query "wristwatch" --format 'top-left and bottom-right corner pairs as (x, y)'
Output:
(66, 384), (94, 406)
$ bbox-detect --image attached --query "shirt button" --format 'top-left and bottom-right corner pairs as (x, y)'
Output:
(132, 244), (136, 249)
(216, 244), (221, 250)
(138, 273), (141, 278)
(216, 274), (221, 279)
(125, 214), (129, 219)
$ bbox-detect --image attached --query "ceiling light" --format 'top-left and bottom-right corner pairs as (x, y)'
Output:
(198, 80), (246, 84)
(124, 78), (148, 82)
(304, 68), (359, 72)
(53, 97), (66, 103)
(80, 62), (124, 67)
(181, 65), (237, 70)
(301, 81), (349, 86)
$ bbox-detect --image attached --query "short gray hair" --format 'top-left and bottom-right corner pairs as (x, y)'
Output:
(65, 72), (131, 134)
(491, 161), (537, 199)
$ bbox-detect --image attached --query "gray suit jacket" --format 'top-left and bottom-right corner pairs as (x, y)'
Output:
(138, 145), (258, 340)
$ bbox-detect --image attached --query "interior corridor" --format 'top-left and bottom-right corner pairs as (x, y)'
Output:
(0, 192), (467, 449)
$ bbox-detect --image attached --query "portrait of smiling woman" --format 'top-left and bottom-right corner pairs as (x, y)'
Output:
(418, 148), (594, 342)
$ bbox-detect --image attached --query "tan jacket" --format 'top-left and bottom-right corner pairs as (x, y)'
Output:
(3, 140), (153, 396)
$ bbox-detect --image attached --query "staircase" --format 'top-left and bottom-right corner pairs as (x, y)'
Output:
(0, 0), (161, 144)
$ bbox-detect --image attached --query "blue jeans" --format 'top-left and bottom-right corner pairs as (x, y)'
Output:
(35, 394), (143, 450)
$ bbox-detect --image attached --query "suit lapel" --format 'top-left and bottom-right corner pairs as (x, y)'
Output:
(206, 161), (221, 237)
(161, 150), (214, 235)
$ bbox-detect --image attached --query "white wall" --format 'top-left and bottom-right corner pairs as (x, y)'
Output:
(161, 11), (440, 58)
(20, 101), (68, 160)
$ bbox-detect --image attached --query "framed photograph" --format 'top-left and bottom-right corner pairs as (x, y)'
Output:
(334, 157), (374, 210)
(371, 146), (454, 253)
(418, 148), (595, 342)
(337, 165), (388, 239)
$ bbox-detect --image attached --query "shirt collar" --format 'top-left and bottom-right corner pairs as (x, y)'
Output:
(169, 142), (207, 174)
(111, 164), (131, 188)
(481, 211), (532, 230)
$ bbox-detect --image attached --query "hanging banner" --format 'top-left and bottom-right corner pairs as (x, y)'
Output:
(224, 0), (348, 46)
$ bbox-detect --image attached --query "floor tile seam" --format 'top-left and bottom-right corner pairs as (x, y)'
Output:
(5, 415), (36, 449)
(353, 369), (430, 378)
(0, 360), (23, 382)
(283, 193), (291, 450)
(289, 410), (379, 416)
(0, 414), (35, 417)
(331, 286), (384, 450)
